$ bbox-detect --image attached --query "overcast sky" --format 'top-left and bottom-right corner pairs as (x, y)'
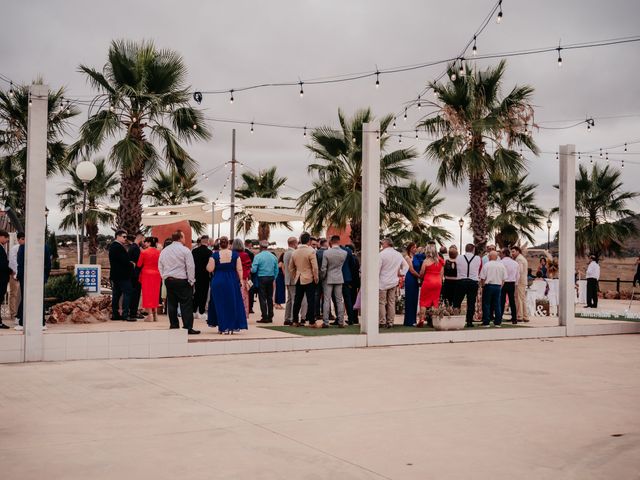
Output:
(3, 0), (640, 247)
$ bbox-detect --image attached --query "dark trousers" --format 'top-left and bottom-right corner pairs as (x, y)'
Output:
(193, 277), (210, 314)
(17, 278), (46, 326)
(111, 279), (132, 320)
(315, 282), (323, 317)
(482, 284), (503, 325)
(442, 279), (458, 307)
(454, 279), (479, 325)
(343, 282), (357, 324)
(500, 281), (517, 321)
(586, 278), (599, 308)
(293, 281), (316, 324)
(129, 278), (141, 318)
(165, 278), (194, 330)
(0, 279), (8, 323)
(248, 273), (258, 312)
(258, 276), (275, 321)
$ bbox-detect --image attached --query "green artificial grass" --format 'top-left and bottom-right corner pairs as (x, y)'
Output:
(259, 322), (524, 336)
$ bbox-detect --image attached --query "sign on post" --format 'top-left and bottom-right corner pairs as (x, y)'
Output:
(74, 264), (101, 294)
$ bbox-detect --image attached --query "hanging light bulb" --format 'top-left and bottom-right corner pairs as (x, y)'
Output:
(599, 148), (603, 158)
(590, 156), (593, 164)
(404, 108), (407, 121)
(556, 152), (558, 160)
(415, 129), (418, 139)
(375, 130), (380, 140)
(192, 124), (197, 130)
(524, 123), (529, 135)
(375, 70), (380, 89)
(624, 143), (628, 152)
(392, 119), (396, 129)
(587, 123), (591, 132)
(9, 81), (14, 98)
(496, 0), (503, 23)
(250, 121), (254, 134)
(417, 95), (422, 110)
(28, 94), (32, 106)
(622, 160), (625, 168)
(398, 134), (402, 144)
(606, 152), (609, 161)
(132, 116), (137, 123)
(303, 126), (307, 137)
(299, 81), (304, 98)
(472, 36), (477, 56)
(557, 47), (562, 67)
(578, 152), (581, 160)
(109, 104), (115, 113)
(450, 71), (457, 81)
(458, 60), (465, 77)
(229, 89), (234, 104)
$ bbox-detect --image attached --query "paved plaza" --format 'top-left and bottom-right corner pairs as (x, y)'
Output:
(1, 334), (638, 479)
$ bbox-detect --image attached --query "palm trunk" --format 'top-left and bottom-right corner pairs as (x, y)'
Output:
(469, 173), (488, 255)
(86, 221), (99, 255)
(257, 222), (270, 241)
(349, 219), (362, 254)
(117, 167), (144, 233)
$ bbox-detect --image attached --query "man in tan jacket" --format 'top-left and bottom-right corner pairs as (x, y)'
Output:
(290, 232), (319, 326)
(511, 246), (530, 322)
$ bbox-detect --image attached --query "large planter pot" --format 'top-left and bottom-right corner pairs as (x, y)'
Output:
(433, 315), (466, 331)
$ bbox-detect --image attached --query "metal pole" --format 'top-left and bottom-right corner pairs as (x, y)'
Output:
(75, 208), (80, 263)
(547, 226), (551, 251)
(211, 201), (215, 238)
(79, 182), (88, 264)
(229, 129), (236, 239)
(459, 225), (463, 251)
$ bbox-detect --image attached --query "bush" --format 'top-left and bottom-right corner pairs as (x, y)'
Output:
(45, 274), (87, 304)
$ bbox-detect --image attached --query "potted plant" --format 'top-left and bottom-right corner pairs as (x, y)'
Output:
(432, 304), (466, 331)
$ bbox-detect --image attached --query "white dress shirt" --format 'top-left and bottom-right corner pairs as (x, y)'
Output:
(158, 242), (196, 284)
(480, 260), (507, 285)
(379, 247), (407, 290)
(8, 244), (19, 274)
(586, 261), (600, 280)
(501, 257), (520, 282)
(456, 253), (481, 281)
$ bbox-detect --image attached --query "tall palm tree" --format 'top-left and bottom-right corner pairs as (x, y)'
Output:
(69, 40), (211, 234)
(485, 173), (546, 248)
(145, 171), (208, 235)
(0, 80), (79, 221)
(419, 60), (538, 254)
(299, 108), (420, 252)
(235, 167), (290, 241)
(568, 163), (637, 256)
(58, 158), (119, 256)
(385, 180), (453, 246)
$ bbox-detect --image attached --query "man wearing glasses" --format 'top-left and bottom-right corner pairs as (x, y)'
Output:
(109, 229), (134, 321)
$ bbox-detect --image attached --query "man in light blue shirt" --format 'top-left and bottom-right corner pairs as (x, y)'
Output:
(251, 240), (279, 323)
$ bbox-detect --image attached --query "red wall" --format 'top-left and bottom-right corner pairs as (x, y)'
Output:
(326, 225), (352, 246)
(151, 221), (193, 248)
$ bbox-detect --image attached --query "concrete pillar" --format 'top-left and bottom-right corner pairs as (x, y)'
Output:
(558, 144), (576, 335)
(360, 122), (380, 339)
(23, 84), (49, 361)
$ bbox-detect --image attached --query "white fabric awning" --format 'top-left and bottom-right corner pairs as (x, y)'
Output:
(142, 203), (211, 216)
(141, 209), (224, 227)
(242, 208), (304, 223)
(236, 198), (299, 209)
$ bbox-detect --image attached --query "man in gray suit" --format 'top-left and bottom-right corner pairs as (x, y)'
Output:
(283, 236), (298, 326)
(320, 235), (347, 328)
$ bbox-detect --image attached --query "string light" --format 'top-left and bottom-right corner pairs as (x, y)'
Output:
(109, 104), (115, 112)
(299, 81), (304, 98)
(375, 70), (380, 89)
(28, 94), (32, 106)
(524, 123), (529, 135)
(8, 81), (14, 98)
(398, 134), (402, 144)
(132, 116), (137, 123)
(375, 130), (379, 140)
(450, 71), (457, 81)
(578, 152), (581, 160)
(404, 108), (407, 121)
(417, 95), (422, 110)
(472, 36), (477, 56)
(555, 152), (558, 160)
(415, 129), (418, 139)
(586, 118), (595, 131)
(392, 119), (396, 129)
(229, 89), (234, 104)
(557, 46), (563, 67)
(303, 126), (307, 137)
(192, 124), (197, 130)
(496, 0), (503, 23)
(599, 148), (603, 158)
(193, 91), (203, 104)
(624, 143), (628, 152)
(606, 151), (609, 161)
(458, 60), (465, 77)
(250, 121), (254, 134)
(590, 156), (593, 164)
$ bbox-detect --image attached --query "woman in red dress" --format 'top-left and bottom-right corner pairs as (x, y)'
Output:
(417, 244), (445, 327)
(232, 238), (252, 315)
(137, 237), (162, 322)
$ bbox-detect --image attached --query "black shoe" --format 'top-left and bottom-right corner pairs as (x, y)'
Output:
(136, 314), (146, 319)
(466, 323), (474, 328)
(512, 320), (518, 325)
(249, 309), (255, 314)
(321, 324), (329, 329)
(126, 317), (137, 322)
(0, 323), (9, 329)
(257, 319), (273, 324)
(169, 326), (180, 329)
(330, 321), (339, 326)
(111, 316), (123, 321)
(284, 320), (293, 326)
(187, 329), (201, 335)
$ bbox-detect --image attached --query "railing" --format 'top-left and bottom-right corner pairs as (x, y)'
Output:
(598, 278), (636, 292)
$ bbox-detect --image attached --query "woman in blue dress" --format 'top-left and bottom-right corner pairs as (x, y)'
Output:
(403, 242), (424, 326)
(206, 236), (248, 334)
(274, 252), (286, 309)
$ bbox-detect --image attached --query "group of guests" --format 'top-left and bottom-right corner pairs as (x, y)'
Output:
(396, 241), (531, 328)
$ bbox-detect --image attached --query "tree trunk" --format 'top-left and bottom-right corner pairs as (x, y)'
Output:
(468, 173), (489, 255)
(86, 221), (99, 255)
(117, 167), (144, 234)
(257, 222), (270, 241)
(349, 219), (362, 254)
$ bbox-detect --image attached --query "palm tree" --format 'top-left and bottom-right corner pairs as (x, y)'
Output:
(0, 80), (79, 221)
(235, 167), (290, 241)
(299, 108), (420, 252)
(58, 158), (119, 256)
(69, 40), (211, 234)
(485, 173), (546, 248)
(145, 171), (208, 235)
(385, 180), (453, 246)
(419, 60), (539, 254)
(567, 163), (637, 256)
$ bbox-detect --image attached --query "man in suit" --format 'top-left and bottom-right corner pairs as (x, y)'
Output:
(192, 235), (212, 319)
(321, 235), (347, 328)
(290, 232), (319, 327)
(282, 236), (298, 326)
(251, 240), (279, 323)
(8, 232), (24, 324)
(15, 238), (51, 330)
(340, 244), (359, 325)
(0, 230), (11, 329)
(315, 238), (328, 319)
(109, 229), (134, 321)
(127, 233), (144, 320)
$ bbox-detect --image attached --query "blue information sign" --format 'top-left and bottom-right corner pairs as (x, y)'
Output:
(74, 264), (101, 294)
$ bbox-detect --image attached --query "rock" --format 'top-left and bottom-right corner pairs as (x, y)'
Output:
(48, 295), (112, 324)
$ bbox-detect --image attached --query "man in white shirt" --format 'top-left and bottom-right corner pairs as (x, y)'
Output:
(480, 251), (508, 327)
(500, 247), (520, 324)
(585, 255), (600, 308)
(8, 232), (24, 324)
(511, 246), (530, 322)
(482, 244), (496, 265)
(454, 243), (482, 327)
(378, 238), (407, 329)
(158, 230), (199, 334)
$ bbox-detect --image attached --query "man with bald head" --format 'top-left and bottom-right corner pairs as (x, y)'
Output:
(479, 250), (507, 327)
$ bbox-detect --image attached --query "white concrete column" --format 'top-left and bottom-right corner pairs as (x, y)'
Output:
(558, 144), (576, 335)
(23, 84), (49, 361)
(360, 122), (380, 339)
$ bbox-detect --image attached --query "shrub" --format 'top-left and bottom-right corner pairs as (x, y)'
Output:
(45, 273), (87, 304)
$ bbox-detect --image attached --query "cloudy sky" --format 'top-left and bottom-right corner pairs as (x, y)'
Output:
(3, 0), (640, 247)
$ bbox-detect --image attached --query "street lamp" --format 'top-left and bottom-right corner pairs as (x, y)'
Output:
(75, 161), (97, 264)
(44, 207), (49, 237)
(546, 218), (553, 252)
(458, 218), (464, 251)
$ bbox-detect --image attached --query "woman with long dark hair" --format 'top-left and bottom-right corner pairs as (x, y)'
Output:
(403, 242), (423, 326)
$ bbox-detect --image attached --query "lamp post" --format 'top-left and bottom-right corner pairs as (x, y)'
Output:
(547, 218), (553, 252)
(44, 207), (49, 238)
(75, 161), (97, 264)
(458, 218), (464, 251)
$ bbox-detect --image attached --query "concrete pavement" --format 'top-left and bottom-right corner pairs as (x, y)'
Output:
(0, 335), (638, 479)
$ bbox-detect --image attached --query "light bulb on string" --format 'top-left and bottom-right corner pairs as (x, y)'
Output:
(404, 108), (407, 121)
(132, 116), (137, 123)
(555, 152), (558, 160)
(299, 81), (304, 98)
(398, 134), (402, 144)
(229, 90), (234, 104)
(28, 94), (32, 106)
(606, 152), (609, 161)
(375, 70), (380, 89)
(590, 156), (593, 164)
(496, 0), (503, 23)
(458, 60), (465, 77)
(417, 95), (421, 110)
(450, 71), (457, 81)
(622, 160), (625, 168)
(524, 123), (528, 135)
(557, 47), (562, 67)
(303, 126), (307, 137)
(624, 143), (628, 152)
(472, 36), (477, 56)
(9, 82), (14, 98)
(599, 148), (603, 158)
(578, 152), (581, 160)
(250, 121), (254, 134)
(392, 119), (396, 129)
(109, 104), (115, 113)
(415, 129), (418, 139)
(192, 124), (197, 130)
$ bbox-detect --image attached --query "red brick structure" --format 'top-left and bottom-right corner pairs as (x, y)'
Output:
(151, 221), (193, 247)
